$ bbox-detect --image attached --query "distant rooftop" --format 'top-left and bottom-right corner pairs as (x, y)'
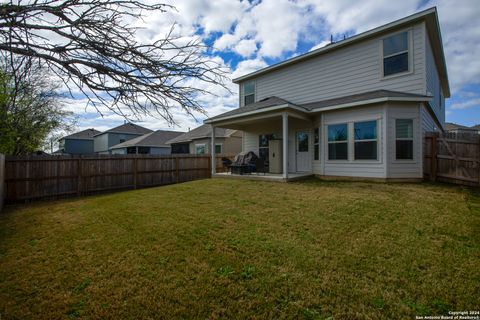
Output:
(94, 123), (153, 137)
(110, 130), (185, 149)
(61, 128), (101, 141)
(165, 124), (238, 144)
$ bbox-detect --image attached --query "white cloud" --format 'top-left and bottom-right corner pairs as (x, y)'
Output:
(234, 39), (257, 57)
(450, 98), (480, 110)
(427, 0), (480, 93)
(231, 58), (268, 79)
(213, 33), (239, 51)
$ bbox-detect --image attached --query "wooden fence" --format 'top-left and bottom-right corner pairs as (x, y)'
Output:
(424, 131), (480, 186)
(0, 154), (4, 211)
(4, 154), (233, 203)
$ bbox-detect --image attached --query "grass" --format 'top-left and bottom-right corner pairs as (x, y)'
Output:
(0, 178), (479, 319)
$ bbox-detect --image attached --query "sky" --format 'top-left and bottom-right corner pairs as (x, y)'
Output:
(63, 0), (480, 134)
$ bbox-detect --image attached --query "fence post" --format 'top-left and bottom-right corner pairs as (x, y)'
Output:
(430, 134), (437, 181)
(208, 155), (211, 178)
(175, 157), (179, 183)
(77, 158), (82, 196)
(133, 157), (138, 189)
(0, 154), (4, 212)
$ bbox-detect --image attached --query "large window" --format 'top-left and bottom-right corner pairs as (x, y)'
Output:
(259, 134), (276, 160)
(314, 128), (319, 160)
(383, 31), (409, 76)
(244, 81), (255, 105)
(396, 119), (414, 160)
(195, 144), (206, 155)
(354, 121), (377, 160)
(328, 123), (348, 160)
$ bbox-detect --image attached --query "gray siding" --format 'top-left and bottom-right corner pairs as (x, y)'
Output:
(421, 103), (437, 133)
(64, 139), (95, 154)
(190, 136), (242, 155)
(386, 102), (423, 178)
(93, 134), (109, 153)
(94, 132), (143, 153)
(150, 147), (171, 155)
(425, 32), (445, 127)
(321, 104), (386, 178)
(240, 23), (426, 107)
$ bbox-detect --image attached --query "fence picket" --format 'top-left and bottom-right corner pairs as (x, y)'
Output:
(4, 154), (233, 203)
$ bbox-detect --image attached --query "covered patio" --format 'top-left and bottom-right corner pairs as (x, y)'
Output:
(205, 97), (314, 181)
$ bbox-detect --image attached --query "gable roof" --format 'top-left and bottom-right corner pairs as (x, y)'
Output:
(94, 123), (153, 137)
(444, 122), (469, 131)
(110, 130), (185, 149)
(206, 90), (431, 123)
(233, 7), (450, 98)
(61, 128), (101, 141)
(165, 124), (238, 144)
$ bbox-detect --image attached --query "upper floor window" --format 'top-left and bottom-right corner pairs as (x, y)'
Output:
(383, 31), (409, 76)
(244, 81), (255, 105)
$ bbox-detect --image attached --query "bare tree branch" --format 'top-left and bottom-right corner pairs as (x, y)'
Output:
(0, 0), (230, 125)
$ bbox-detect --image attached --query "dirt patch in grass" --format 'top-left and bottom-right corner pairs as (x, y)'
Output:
(0, 178), (478, 319)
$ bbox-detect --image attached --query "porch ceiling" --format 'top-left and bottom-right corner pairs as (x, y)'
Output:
(208, 110), (312, 130)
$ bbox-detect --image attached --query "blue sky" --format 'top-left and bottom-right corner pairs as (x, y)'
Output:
(62, 0), (480, 133)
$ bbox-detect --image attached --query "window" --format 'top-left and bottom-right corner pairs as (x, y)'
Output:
(328, 123), (348, 160)
(396, 119), (414, 160)
(314, 128), (319, 160)
(215, 144), (222, 154)
(354, 121), (377, 160)
(383, 31), (409, 76)
(119, 139), (126, 143)
(297, 132), (308, 152)
(258, 134), (276, 160)
(195, 144), (206, 155)
(244, 81), (255, 105)
(171, 143), (189, 154)
(127, 146), (136, 154)
(138, 147), (150, 154)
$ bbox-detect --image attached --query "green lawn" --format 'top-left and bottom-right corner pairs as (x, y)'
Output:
(0, 178), (479, 319)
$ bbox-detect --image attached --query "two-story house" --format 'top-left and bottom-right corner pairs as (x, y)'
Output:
(206, 7), (449, 181)
(93, 123), (153, 154)
(57, 128), (101, 154)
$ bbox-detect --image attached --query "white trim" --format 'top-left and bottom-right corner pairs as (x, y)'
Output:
(393, 118), (416, 163)
(380, 29), (414, 79)
(282, 113), (288, 179)
(206, 97), (431, 125)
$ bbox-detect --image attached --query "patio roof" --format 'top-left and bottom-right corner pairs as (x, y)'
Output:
(205, 90), (431, 124)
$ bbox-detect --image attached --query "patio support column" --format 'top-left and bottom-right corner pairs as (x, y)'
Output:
(282, 112), (288, 180)
(211, 126), (216, 176)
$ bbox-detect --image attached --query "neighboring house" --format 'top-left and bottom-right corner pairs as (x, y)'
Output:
(94, 123), (153, 154)
(166, 124), (242, 155)
(206, 7), (449, 180)
(57, 128), (101, 154)
(444, 122), (480, 134)
(110, 130), (185, 155)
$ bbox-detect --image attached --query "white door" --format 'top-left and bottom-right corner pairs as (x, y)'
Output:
(296, 131), (311, 172)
